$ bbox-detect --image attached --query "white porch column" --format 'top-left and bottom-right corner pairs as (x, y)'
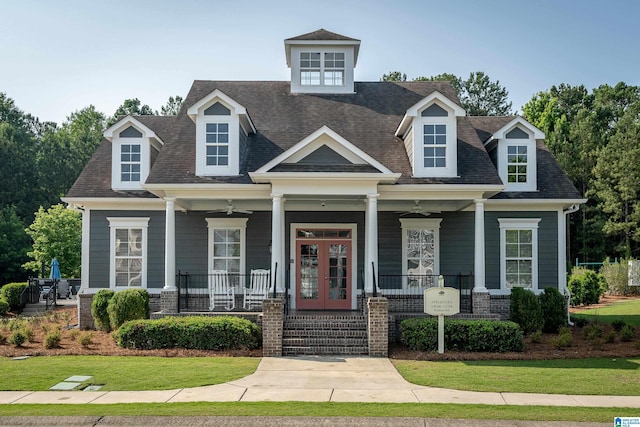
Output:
(365, 194), (379, 293)
(80, 207), (90, 290)
(271, 194), (285, 292)
(163, 197), (176, 290)
(474, 199), (487, 291)
(558, 209), (567, 293)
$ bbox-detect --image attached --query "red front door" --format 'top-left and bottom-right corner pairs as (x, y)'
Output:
(296, 235), (351, 310)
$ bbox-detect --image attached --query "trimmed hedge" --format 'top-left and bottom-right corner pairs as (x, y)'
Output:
(114, 316), (262, 351)
(107, 289), (149, 330)
(400, 318), (524, 353)
(1, 282), (28, 310)
(0, 297), (9, 315)
(568, 268), (606, 306)
(539, 287), (567, 333)
(91, 289), (114, 331)
(509, 287), (543, 334)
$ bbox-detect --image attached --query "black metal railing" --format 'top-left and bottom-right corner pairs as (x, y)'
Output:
(376, 273), (474, 313)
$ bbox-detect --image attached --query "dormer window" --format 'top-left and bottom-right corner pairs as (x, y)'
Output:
(496, 124), (538, 192)
(104, 118), (163, 191)
(187, 90), (255, 177)
(299, 52), (345, 86)
(423, 124), (447, 168)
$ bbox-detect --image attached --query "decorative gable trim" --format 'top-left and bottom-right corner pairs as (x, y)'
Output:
(104, 116), (164, 148)
(187, 89), (256, 134)
(255, 125), (393, 174)
(395, 91), (465, 138)
(489, 116), (544, 141)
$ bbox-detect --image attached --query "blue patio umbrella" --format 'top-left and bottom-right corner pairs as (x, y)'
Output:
(50, 258), (61, 280)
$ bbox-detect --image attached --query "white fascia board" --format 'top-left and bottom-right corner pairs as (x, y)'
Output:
(489, 116), (545, 141)
(103, 116), (163, 145)
(263, 174), (388, 195)
(379, 184), (504, 201)
(186, 89), (256, 133)
(61, 197), (167, 211)
(481, 198), (587, 211)
(250, 172), (400, 185)
(255, 125), (393, 174)
(144, 183), (272, 200)
(284, 39), (361, 67)
(395, 91), (465, 137)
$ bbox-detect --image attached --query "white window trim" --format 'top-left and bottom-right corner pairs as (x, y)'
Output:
(108, 217), (150, 289)
(413, 103), (458, 178)
(290, 46), (355, 94)
(498, 137), (537, 192)
(111, 135), (151, 191)
(400, 218), (443, 291)
(206, 218), (248, 290)
(498, 218), (541, 294)
(195, 102), (240, 177)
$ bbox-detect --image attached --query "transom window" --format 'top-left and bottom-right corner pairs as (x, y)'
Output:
(205, 123), (229, 166)
(499, 218), (540, 291)
(423, 124), (447, 168)
(120, 144), (141, 182)
(507, 145), (528, 183)
(108, 218), (149, 289)
(300, 52), (345, 86)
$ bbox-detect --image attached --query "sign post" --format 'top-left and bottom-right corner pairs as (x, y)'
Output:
(424, 275), (460, 354)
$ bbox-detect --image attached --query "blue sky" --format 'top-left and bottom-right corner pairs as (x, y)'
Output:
(2, 0), (638, 124)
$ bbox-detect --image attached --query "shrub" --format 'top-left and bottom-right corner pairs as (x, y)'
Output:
(601, 258), (640, 296)
(530, 330), (542, 343)
(568, 268), (605, 305)
(621, 324), (636, 342)
(0, 282), (28, 310)
(509, 287), (543, 334)
(570, 314), (590, 328)
(551, 328), (572, 350)
(605, 331), (617, 344)
(582, 322), (605, 341)
(21, 325), (34, 342)
(44, 330), (62, 349)
(107, 289), (149, 330)
(0, 297), (9, 316)
(8, 330), (26, 347)
(611, 319), (627, 332)
(68, 329), (80, 341)
(91, 289), (114, 331)
(399, 318), (524, 353)
(539, 287), (567, 333)
(79, 332), (94, 348)
(114, 316), (262, 351)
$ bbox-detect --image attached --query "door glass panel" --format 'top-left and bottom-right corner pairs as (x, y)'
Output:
(328, 244), (348, 301)
(300, 244), (319, 300)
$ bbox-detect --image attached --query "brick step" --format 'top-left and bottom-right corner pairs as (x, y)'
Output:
(283, 329), (367, 338)
(284, 320), (367, 329)
(283, 337), (368, 347)
(282, 345), (369, 356)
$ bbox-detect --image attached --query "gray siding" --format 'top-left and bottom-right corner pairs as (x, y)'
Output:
(89, 211), (165, 289)
(421, 103), (448, 117)
(506, 127), (529, 139)
(299, 145), (352, 165)
(119, 126), (142, 137)
(484, 211), (558, 290)
(203, 102), (230, 115)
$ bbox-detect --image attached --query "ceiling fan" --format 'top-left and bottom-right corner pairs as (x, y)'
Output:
(395, 200), (432, 217)
(208, 200), (253, 215)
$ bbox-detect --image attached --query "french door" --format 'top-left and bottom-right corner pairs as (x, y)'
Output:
(296, 231), (351, 310)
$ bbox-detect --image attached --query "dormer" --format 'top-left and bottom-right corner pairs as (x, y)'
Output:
(284, 29), (360, 94)
(487, 117), (543, 192)
(395, 91), (465, 178)
(104, 117), (163, 191)
(187, 89), (255, 177)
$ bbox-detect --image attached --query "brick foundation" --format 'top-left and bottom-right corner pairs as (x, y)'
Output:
(77, 293), (95, 330)
(160, 289), (178, 313)
(490, 294), (511, 320)
(367, 297), (388, 357)
(262, 298), (284, 357)
(472, 290), (491, 315)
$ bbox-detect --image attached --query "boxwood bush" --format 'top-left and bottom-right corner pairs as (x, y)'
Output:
(1, 282), (28, 310)
(539, 287), (567, 333)
(91, 289), (115, 331)
(509, 287), (543, 334)
(0, 296), (9, 315)
(107, 288), (149, 330)
(114, 316), (262, 350)
(400, 318), (524, 353)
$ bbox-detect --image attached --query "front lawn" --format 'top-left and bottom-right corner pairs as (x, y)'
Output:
(572, 297), (640, 326)
(393, 357), (640, 395)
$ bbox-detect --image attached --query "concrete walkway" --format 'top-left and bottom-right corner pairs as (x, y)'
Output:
(1, 356), (638, 409)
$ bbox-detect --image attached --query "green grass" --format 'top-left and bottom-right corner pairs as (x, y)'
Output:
(0, 356), (259, 391)
(572, 297), (640, 326)
(0, 402), (636, 423)
(393, 357), (640, 395)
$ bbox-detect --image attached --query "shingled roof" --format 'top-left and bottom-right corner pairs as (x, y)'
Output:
(285, 28), (360, 42)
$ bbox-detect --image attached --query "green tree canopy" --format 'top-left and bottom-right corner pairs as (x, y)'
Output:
(0, 206), (30, 284)
(23, 204), (82, 278)
(160, 95), (184, 116)
(108, 98), (154, 126)
(380, 71), (407, 82)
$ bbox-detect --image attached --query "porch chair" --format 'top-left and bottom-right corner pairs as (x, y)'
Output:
(243, 269), (271, 310)
(209, 270), (235, 311)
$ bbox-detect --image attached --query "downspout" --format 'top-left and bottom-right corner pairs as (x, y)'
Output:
(563, 204), (580, 326)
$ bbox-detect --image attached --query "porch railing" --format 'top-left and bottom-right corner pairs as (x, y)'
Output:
(376, 273), (473, 313)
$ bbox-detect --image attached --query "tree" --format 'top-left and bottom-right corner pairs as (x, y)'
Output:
(380, 71), (407, 82)
(108, 98), (154, 126)
(414, 73), (463, 98)
(160, 96), (184, 116)
(23, 204), (82, 278)
(0, 206), (30, 284)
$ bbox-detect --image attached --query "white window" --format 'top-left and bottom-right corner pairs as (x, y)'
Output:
(423, 124), (447, 168)
(497, 126), (537, 191)
(205, 123), (229, 166)
(120, 144), (141, 182)
(206, 218), (247, 287)
(108, 217), (149, 289)
(299, 51), (345, 87)
(400, 218), (442, 290)
(507, 145), (528, 183)
(499, 218), (540, 291)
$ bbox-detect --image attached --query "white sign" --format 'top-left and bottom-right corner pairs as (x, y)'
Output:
(424, 287), (460, 316)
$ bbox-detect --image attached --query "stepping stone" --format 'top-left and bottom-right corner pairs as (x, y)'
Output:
(83, 385), (103, 391)
(50, 382), (81, 391)
(65, 376), (92, 382)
